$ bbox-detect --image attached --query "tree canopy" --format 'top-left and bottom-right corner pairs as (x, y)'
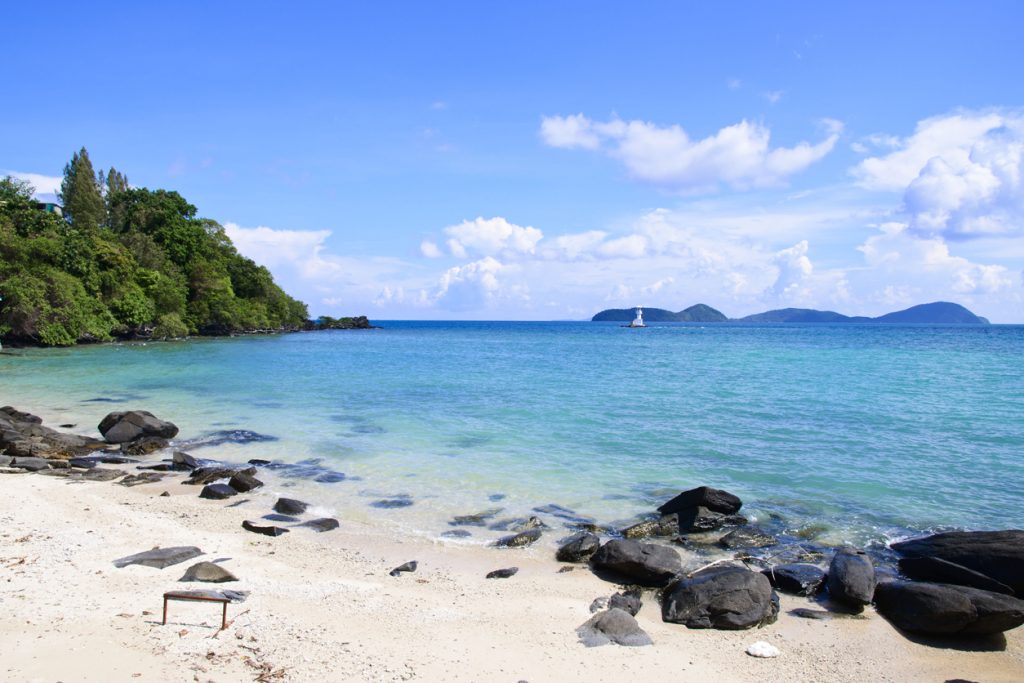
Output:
(0, 149), (309, 346)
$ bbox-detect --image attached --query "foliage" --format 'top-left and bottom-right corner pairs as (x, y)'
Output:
(0, 149), (309, 346)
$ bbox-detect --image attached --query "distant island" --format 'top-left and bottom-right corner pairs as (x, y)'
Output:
(592, 301), (991, 324)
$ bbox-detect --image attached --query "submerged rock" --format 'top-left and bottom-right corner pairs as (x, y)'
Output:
(891, 530), (1024, 595)
(590, 539), (682, 587)
(450, 508), (503, 527)
(719, 526), (778, 550)
(229, 471), (263, 493)
(371, 497), (413, 509)
(442, 529), (472, 539)
(621, 515), (678, 539)
(180, 561), (238, 583)
(263, 513), (300, 523)
(662, 565), (779, 630)
(98, 410), (178, 444)
(119, 472), (166, 487)
(242, 520), (289, 537)
(677, 506), (746, 533)
(113, 546), (203, 569)
(179, 429), (279, 450)
(875, 581), (1024, 636)
(556, 532), (601, 563)
(762, 563), (826, 596)
(577, 608), (653, 647)
(299, 518), (340, 533)
(185, 466), (256, 486)
(658, 486), (743, 516)
(273, 497), (310, 515)
(826, 548), (875, 608)
(121, 436), (169, 456)
(495, 528), (542, 548)
(486, 567), (519, 579)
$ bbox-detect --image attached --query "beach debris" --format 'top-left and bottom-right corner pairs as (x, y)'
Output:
(577, 608), (653, 647)
(441, 529), (472, 539)
(761, 563), (826, 596)
(173, 450), (200, 470)
(719, 526), (778, 550)
(389, 561), (418, 577)
(180, 561), (238, 583)
(876, 581), (1024, 636)
(557, 566), (576, 573)
(242, 520), (289, 537)
(891, 530), (1024, 595)
(163, 590), (231, 630)
(556, 532), (601, 563)
(495, 528), (542, 548)
(200, 483), (239, 500)
(98, 410), (179, 444)
(450, 508), (503, 527)
(898, 556), (1013, 595)
(621, 515), (678, 539)
(746, 641), (780, 658)
(273, 497), (310, 515)
(486, 567), (519, 579)
(298, 518), (339, 533)
(662, 565), (779, 630)
(590, 539), (682, 587)
(229, 471), (264, 493)
(826, 548), (875, 609)
(113, 546), (203, 569)
(370, 497), (413, 509)
(488, 493), (506, 502)
(609, 588), (642, 616)
(119, 472), (166, 487)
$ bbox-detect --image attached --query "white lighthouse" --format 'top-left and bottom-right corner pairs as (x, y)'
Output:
(629, 306), (646, 328)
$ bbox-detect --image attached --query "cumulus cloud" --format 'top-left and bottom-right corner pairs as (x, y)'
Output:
(420, 240), (443, 258)
(432, 257), (519, 311)
(443, 216), (543, 257)
(224, 223), (341, 280)
(3, 171), (62, 195)
(769, 240), (814, 298)
(539, 114), (841, 192)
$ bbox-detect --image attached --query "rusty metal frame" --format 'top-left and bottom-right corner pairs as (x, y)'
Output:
(162, 591), (230, 630)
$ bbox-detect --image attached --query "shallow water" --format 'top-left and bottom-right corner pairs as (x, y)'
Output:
(2, 321), (1022, 548)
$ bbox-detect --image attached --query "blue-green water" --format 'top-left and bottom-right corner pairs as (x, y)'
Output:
(2, 322), (1022, 548)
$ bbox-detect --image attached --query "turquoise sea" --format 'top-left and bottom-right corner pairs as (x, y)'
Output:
(2, 322), (1022, 550)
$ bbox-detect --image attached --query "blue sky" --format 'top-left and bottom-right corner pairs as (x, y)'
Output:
(4, 2), (1024, 320)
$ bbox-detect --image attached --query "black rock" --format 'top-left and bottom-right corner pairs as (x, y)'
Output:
(590, 539), (682, 588)
(69, 454), (135, 468)
(185, 466), (256, 486)
(113, 546), (203, 569)
(371, 498), (413, 509)
(229, 471), (263, 493)
(556, 532), (601, 563)
(389, 561), (418, 576)
(173, 451), (199, 470)
(657, 486), (743, 516)
(299, 518), (339, 533)
(875, 581), (1024, 636)
(119, 472), (165, 487)
(608, 588), (642, 616)
(180, 429), (278, 450)
(248, 459), (271, 465)
(121, 436), (169, 456)
(898, 556), (1013, 595)
(489, 516), (545, 532)
(241, 520), (289, 537)
(450, 508), (503, 527)
(263, 514), (300, 523)
(495, 528), (542, 548)
(762, 563), (827, 596)
(10, 456), (50, 471)
(662, 565), (779, 630)
(891, 530), (1024, 595)
(200, 483), (238, 500)
(677, 506), (747, 533)
(442, 529), (472, 538)
(718, 526), (778, 550)
(80, 467), (127, 481)
(486, 567), (519, 579)
(577, 607), (653, 647)
(180, 561), (238, 583)
(621, 514), (678, 539)
(98, 410), (179, 444)
(826, 548), (876, 608)
(273, 497), (310, 515)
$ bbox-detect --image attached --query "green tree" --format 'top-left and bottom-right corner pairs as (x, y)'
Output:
(60, 147), (105, 230)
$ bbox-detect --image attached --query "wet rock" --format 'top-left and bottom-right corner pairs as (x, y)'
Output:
(121, 436), (169, 456)
(299, 518), (339, 532)
(173, 451), (200, 470)
(10, 456), (50, 471)
(677, 506), (746, 533)
(442, 529), (472, 538)
(662, 565), (779, 630)
(621, 514), (678, 539)
(273, 497), (310, 515)
(826, 548), (875, 608)
(179, 429), (278, 450)
(719, 526), (778, 550)
(556, 532), (601, 563)
(80, 467), (126, 482)
(98, 410), (178, 444)
(658, 486), (743, 516)
(263, 514), (300, 523)
(119, 472), (165, 487)
(489, 516), (545, 532)
(1, 407), (42, 423)
(532, 503), (596, 526)
(762, 563), (826, 596)
(577, 608), (652, 647)
(241, 520), (289, 537)
(200, 483), (238, 500)
(69, 455), (135, 468)
(228, 471), (263, 493)
(314, 471), (347, 483)
(486, 567), (518, 579)
(875, 581), (1024, 636)
(184, 466), (256, 486)
(248, 458), (271, 466)
(371, 497), (413, 509)
(891, 530), (1024, 595)
(450, 508), (503, 527)
(609, 588), (642, 616)
(180, 561), (237, 583)
(389, 561), (418, 576)
(113, 546), (203, 569)
(898, 556), (1014, 595)
(590, 539), (682, 587)
(495, 528), (542, 548)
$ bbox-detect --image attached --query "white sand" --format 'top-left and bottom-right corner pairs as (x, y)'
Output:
(1, 471), (1022, 683)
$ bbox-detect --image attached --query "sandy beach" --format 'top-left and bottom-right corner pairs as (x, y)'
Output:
(2, 462), (1022, 683)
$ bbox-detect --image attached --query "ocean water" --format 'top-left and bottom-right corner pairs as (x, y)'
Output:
(2, 321), (1022, 550)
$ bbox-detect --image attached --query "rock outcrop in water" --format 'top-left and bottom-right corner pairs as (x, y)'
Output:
(891, 530), (1024, 595)
(98, 410), (179, 444)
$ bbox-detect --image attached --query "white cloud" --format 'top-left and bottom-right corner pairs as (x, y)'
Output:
(539, 114), (841, 192)
(769, 240), (814, 298)
(3, 171), (62, 195)
(432, 257), (522, 311)
(539, 230), (608, 260)
(444, 216), (543, 257)
(727, 78), (742, 90)
(763, 90), (784, 105)
(224, 223), (340, 280)
(420, 240), (443, 258)
(598, 234), (648, 259)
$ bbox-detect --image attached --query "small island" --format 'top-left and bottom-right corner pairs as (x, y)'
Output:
(592, 301), (990, 325)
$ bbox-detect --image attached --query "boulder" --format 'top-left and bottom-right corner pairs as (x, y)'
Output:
(719, 526), (778, 550)
(875, 581), (1024, 636)
(486, 567), (518, 579)
(677, 506), (746, 533)
(180, 561), (238, 583)
(273, 497), (310, 515)
(98, 410), (178, 444)
(621, 514), (678, 539)
(121, 436), (170, 455)
(113, 546), (203, 569)
(200, 483), (238, 500)
(389, 561), (418, 577)
(762, 563), (826, 596)
(299, 518), (339, 533)
(662, 565), (779, 630)
(577, 608), (653, 647)
(556, 532), (601, 563)
(590, 539), (682, 587)
(658, 486), (743, 516)
(228, 471), (263, 493)
(10, 456), (50, 471)
(173, 450), (200, 469)
(608, 589), (642, 616)
(826, 549), (876, 608)
(899, 556), (1013, 595)
(891, 530), (1024, 595)
(495, 528), (542, 548)
(242, 520), (289, 537)
(184, 466), (256, 486)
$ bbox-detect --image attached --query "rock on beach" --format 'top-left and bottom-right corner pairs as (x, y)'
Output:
(661, 565), (779, 630)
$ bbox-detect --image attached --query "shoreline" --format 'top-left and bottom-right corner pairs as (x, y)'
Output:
(1, 410), (1023, 681)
